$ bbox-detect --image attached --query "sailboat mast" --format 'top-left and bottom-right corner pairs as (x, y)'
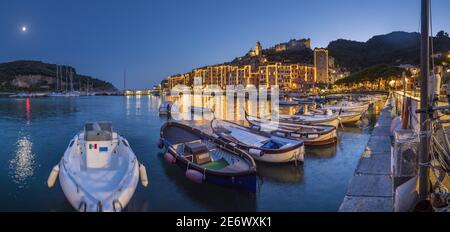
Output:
(56, 65), (59, 91)
(418, 0), (430, 201)
(70, 69), (74, 92)
(65, 66), (68, 92)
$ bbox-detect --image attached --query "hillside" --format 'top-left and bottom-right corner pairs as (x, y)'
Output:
(328, 31), (450, 71)
(0, 60), (117, 92)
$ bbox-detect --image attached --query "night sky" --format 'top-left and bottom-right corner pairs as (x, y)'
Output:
(0, 0), (449, 89)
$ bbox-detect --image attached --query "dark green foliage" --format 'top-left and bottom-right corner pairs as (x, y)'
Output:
(335, 64), (404, 85)
(0, 60), (117, 91)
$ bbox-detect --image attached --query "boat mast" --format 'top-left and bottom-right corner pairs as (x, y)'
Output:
(418, 0), (430, 201)
(56, 65), (59, 92)
(65, 66), (68, 92)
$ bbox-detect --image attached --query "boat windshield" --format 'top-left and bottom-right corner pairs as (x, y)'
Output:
(85, 122), (113, 141)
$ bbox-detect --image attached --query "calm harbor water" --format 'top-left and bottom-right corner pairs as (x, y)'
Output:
(0, 96), (381, 212)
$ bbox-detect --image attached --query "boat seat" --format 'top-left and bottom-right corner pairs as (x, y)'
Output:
(184, 142), (211, 165)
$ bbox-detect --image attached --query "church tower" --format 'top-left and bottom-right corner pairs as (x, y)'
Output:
(255, 41), (262, 56)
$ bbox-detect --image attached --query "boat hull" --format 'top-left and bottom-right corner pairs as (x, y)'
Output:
(211, 120), (305, 164)
(160, 122), (257, 192)
(250, 146), (304, 163)
(339, 113), (362, 124)
(166, 146), (257, 192)
(59, 134), (140, 212)
(246, 116), (338, 146)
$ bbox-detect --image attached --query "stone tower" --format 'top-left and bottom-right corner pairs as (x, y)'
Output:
(255, 41), (262, 56)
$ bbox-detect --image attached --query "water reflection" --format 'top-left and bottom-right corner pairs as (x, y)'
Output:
(257, 163), (304, 184)
(158, 153), (257, 211)
(307, 145), (338, 159)
(9, 132), (36, 188)
(25, 98), (31, 124)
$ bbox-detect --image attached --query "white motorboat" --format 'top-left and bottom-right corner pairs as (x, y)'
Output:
(47, 91), (80, 97)
(9, 92), (42, 98)
(48, 122), (148, 212)
(211, 119), (305, 164)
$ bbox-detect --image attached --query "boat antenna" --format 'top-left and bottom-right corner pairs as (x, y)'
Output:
(418, 0), (430, 202)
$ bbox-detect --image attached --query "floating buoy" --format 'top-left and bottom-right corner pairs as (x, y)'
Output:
(186, 169), (204, 184)
(139, 164), (149, 187)
(164, 152), (176, 164)
(47, 164), (60, 188)
(78, 201), (87, 212)
(157, 139), (164, 149)
(113, 200), (123, 212)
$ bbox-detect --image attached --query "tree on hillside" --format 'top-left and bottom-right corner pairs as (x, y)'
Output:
(436, 31), (449, 38)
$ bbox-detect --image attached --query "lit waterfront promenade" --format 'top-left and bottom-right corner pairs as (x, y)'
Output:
(339, 99), (394, 212)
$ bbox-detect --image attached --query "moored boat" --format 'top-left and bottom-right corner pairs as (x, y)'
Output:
(279, 100), (299, 106)
(159, 121), (257, 192)
(279, 110), (340, 128)
(211, 119), (305, 164)
(159, 102), (171, 116)
(320, 101), (369, 113)
(245, 114), (338, 146)
(338, 111), (362, 124)
(48, 122), (146, 212)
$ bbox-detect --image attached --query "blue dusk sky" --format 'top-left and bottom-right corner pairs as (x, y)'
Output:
(0, 0), (449, 89)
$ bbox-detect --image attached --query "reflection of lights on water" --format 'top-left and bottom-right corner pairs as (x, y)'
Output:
(136, 95), (141, 114)
(25, 98), (31, 124)
(126, 96), (131, 116)
(9, 135), (36, 188)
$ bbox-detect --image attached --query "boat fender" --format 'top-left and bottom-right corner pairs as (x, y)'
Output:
(326, 109), (333, 116)
(113, 200), (123, 212)
(97, 201), (103, 212)
(47, 164), (60, 188)
(78, 201), (87, 212)
(249, 149), (264, 157)
(164, 152), (177, 164)
(390, 116), (402, 135)
(157, 139), (164, 149)
(139, 164), (149, 187)
(185, 169), (204, 184)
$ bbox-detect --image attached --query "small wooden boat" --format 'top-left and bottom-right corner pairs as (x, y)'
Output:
(279, 100), (299, 106)
(211, 119), (305, 164)
(279, 110), (340, 128)
(48, 122), (146, 212)
(159, 121), (257, 192)
(320, 101), (369, 113)
(311, 108), (362, 125)
(292, 98), (315, 105)
(159, 102), (171, 116)
(338, 111), (362, 124)
(245, 114), (338, 146)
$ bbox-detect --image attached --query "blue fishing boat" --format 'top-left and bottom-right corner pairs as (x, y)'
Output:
(159, 121), (257, 192)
